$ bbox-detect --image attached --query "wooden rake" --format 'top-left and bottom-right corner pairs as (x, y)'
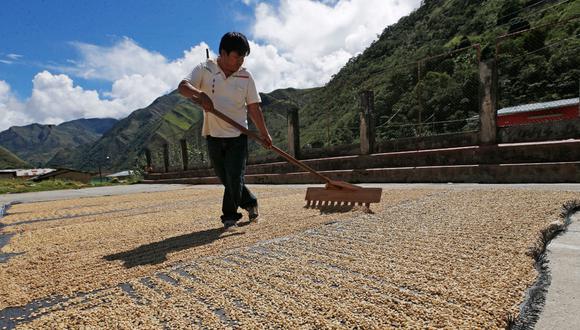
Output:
(204, 107), (382, 209)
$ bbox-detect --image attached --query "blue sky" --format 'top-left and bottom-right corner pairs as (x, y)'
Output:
(1, 0), (254, 98)
(0, 0), (421, 131)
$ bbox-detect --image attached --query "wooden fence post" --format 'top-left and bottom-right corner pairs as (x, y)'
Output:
(479, 60), (497, 145)
(360, 90), (375, 155)
(144, 148), (152, 172)
(163, 143), (170, 173)
(180, 139), (188, 171)
(287, 108), (300, 158)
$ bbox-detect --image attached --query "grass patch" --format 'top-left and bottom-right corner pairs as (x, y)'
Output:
(0, 179), (135, 195)
(0, 179), (84, 194)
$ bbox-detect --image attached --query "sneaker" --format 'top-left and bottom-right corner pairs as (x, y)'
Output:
(222, 219), (238, 229)
(245, 205), (259, 221)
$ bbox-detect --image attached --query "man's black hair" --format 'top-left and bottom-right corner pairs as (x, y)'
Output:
(219, 32), (250, 56)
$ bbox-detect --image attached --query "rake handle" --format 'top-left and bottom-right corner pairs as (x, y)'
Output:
(206, 107), (334, 185)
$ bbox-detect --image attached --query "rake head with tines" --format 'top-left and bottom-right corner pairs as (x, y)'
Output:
(305, 184), (382, 209)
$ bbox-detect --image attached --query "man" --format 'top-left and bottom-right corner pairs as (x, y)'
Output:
(178, 32), (272, 229)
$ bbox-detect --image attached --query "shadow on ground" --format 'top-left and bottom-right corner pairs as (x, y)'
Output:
(306, 205), (375, 215)
(104, 227), (244, 268)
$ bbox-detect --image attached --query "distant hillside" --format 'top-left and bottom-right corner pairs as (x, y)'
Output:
(50, 87), (317, 171)
(59, 118), (118, 135)
(251, 87), (319, 148)
(0, 118), (118, 167)
(0, 145), (30, 169)
(56, 91), (203, 171)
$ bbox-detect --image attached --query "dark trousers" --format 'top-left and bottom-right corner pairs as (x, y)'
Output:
(207, 135), (257, 222)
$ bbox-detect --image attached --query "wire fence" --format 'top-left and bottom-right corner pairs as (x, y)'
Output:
(374, 44), (482, 142)
(496, 15), (579, 110)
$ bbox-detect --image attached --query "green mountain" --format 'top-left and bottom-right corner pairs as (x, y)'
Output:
(59, 118), (118, 135)
(56, 91), (204, 171)
(0, 145), (30, 169)
(250, 87), (319, 154)
(0, 118), (118, 167)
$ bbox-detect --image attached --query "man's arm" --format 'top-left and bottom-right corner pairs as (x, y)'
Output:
(178, 80), (213, 113)
(247, 103), (272, 148)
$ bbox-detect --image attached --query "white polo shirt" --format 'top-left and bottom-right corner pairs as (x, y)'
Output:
(184, 59), (261, 137)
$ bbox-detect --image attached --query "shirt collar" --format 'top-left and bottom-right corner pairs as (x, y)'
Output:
(212, 58), (246, 79)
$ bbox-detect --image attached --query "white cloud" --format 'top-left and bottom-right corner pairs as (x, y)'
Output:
(62, 39), (214, 108)
(27, 71), (126, 125)
(244, 42), (299, 92)
(1, 53), (23, 65)
(0, 81), (28, 131)
(106, 74), (171, 111)
(246, 0), (421, 90)
(0, 41), (215, 131)
(61, 38), (211, 84)
(6, 54), (23, 60)
(0, 73), (128, 131)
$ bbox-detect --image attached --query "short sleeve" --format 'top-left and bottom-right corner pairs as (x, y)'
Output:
(183, 62), (204, 89)
(245, 72), (261, 105)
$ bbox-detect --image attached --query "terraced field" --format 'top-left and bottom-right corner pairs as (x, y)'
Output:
(0, 186), (578, 329)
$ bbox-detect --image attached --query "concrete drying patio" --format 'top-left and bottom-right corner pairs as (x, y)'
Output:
(0, 184), (579, 329)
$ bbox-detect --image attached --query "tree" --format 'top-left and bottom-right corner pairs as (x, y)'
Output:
(497, 0), (522, 26)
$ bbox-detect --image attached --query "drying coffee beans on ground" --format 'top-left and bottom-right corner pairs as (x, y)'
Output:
(1, 186), (578, 328)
